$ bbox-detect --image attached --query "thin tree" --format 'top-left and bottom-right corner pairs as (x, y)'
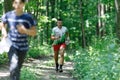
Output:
(80, 0), (86, 48)
(50, 0), (55, 28)
(4, 0), (13, 13)
(96, 1), (105, 37)
(115, 0), (120, 42)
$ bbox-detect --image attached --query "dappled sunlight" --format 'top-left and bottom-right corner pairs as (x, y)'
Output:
(0, 56), (74, 80)
(0, 67), (9, 79)
(0, 65), (9, 77)
(22, 56), (74, 80)
(64, 62), (73, 70)
(0, 72), (9, 77)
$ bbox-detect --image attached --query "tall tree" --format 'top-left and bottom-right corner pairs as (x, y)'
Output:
(4, 0), (13, 12)
(46, 0), (50, 44)
(115, 0), (120, 41)
(50, 0), (55, 27)
(80, 0), (86, 48)
(96, 1), (105, 37)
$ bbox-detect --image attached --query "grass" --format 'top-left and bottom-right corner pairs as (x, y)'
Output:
(20, 67), (40, 80)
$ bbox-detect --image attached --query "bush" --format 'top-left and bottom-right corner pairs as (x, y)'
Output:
(21, 67), (39, 80)
(0, 53), (8, 64)
(73, 36), (120, 80)
(27, 45), (52, 58)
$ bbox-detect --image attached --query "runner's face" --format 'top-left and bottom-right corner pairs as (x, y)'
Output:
(57, 21), (62, 27)
(13, 0), (25, 11)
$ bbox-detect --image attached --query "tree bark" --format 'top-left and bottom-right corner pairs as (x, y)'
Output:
(96, 2), (105, 37)
(115, 0), (120, 42)
(80, 0), (86, 48)
(4, 0), (13, 13)
(46, 0), (50, 44)
(50, 0), (55, 27)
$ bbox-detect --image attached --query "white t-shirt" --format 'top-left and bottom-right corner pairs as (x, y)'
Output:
(52, 26), (68, 38)
(51, 26), (68, 45)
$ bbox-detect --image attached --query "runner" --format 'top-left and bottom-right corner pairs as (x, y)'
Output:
(51, 18), (70, 72)
(0, 0), (36, 80)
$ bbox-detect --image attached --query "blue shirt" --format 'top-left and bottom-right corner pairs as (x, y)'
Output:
(1, 10), (36, 51)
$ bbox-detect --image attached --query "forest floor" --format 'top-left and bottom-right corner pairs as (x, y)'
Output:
(0, 55), (75, 80)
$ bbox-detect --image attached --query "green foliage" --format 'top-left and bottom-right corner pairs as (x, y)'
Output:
(52, 34), (66, 45)
(28, 45), (52, 58)
(64, 55), (72, 61)
(0, 1), (3, 17)
(21, 67), (39, 80)
(27, 48), (41, 58)
(0, 2), (118, 80)
(0, 53), (8, 64)
(73, 36), (120, 80)
(64, 51), (74, 61)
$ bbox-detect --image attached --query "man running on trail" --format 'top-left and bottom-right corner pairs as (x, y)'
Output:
(51, 18), (70, 72)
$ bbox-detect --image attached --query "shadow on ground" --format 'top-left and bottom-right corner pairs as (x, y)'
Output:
(0, 56), (74, 80)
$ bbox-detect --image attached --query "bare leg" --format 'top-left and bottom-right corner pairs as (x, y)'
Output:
(59, 47), (65, 72)
(59, 48), (65, 65)
(54, 51), (59, 71)
(54, 51), (59, 64)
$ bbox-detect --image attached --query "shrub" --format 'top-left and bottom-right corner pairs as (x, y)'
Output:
(73, 36), (120, 80)
(0, 53), (8, 64)
(21, 67), (39, 80)
(27, 45), (52, 58)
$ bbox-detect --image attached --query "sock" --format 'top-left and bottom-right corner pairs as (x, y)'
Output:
(59, 64), (63, 72)
(60, 64), (63, 69)
(56, 63), (59, 69)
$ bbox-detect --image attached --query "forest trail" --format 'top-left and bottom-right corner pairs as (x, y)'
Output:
(0, 55), (74, 80)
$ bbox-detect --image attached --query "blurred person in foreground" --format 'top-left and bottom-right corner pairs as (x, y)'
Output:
(0, 0), (37, 80)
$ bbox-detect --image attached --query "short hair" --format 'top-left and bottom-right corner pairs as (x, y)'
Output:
(57, 18), (62, 21)
(12, 0), (26, 3)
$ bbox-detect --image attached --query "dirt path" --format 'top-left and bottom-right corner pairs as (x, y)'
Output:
(0, 65), (9, 80)
(0, 56), (74, 80)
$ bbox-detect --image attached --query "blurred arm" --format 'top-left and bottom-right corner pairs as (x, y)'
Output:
(0, 22), (7, 39)
(51, 35), (60, 40)
(17, 24), (37, 37)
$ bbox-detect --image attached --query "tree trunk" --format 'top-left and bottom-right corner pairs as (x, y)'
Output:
(50, 0), (55, 28)
(115, 0), (120, 42)
(80, 0), (86, 48)
(4, 0), (13, 13)
(46, 0), (50, 44)
(96, 2), (105, 37)
(59, 0), (63, 18)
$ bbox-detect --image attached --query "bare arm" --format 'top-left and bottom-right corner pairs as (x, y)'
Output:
(0, 22), (7, 39)
(51, 32), (69, 40)
(25, 26), (37, 37)
(0, 23), (1, 30)
(66, 32), (70, 40)
(66, 32), (69, 37)
(17, 24), (37, 37)
(51, 35), (60, 40)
